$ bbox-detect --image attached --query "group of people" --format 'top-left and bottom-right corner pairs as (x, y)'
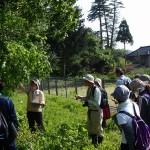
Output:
(1, 67), (150, 149)
(109, 68), (150, 150)
(76, 67), (150, 149)
(0, 79), (45, 150)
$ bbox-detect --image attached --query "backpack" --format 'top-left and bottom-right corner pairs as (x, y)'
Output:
(119, 103), (150, 150)
(91, 86), (108, 109)
(0, 111), (9, 139)
(99, 88), (108, 109)
(103, 104), (110, 119)
(121, 77), (131, 90)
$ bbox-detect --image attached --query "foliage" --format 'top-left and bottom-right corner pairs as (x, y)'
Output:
(0, 0), (80, 95)
(48, 26), (101, 76)
(116, 19), (133, 49)
(48, 19), (128, 77)
(2, 41), (51, 95)
(46, 0), (80, 41)
(125, 67), (150, 79)
(12, 93), (120, 150)
(88, 0), (124, 49)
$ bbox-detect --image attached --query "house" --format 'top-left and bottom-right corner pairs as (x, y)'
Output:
(126, 46), (150, 67)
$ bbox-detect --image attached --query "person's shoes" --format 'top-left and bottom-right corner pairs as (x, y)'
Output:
(98, 136), (103, 144)
(91, 134), (99, 148)
(102, 120), (107, 128)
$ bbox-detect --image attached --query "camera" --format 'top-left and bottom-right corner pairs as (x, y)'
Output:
(82, 101), (88, 107)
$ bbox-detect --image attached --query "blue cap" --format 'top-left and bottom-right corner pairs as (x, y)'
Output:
(111, 85), (130, 102)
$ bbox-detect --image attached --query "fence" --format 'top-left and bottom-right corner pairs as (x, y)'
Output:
(41, 77), (115, 97)
(40, 77), (118, 111)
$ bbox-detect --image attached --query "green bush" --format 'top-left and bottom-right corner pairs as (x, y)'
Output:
(126, 67), (150, 79)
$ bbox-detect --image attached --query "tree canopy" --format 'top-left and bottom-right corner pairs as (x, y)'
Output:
(116, 19), (133, 50)
(88, 0), (124, 49)
(0, 0), (80, 94)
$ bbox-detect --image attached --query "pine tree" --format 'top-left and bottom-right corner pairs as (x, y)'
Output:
(88, 0), (123, 49)
(116, 19), (133, 50)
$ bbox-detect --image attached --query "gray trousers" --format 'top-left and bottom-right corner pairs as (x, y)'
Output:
(87, 109), (103, 137)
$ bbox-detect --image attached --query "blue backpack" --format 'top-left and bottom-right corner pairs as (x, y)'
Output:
(119, 104), (150, 150)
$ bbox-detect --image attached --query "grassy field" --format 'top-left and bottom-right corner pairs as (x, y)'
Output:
(11, 89), (121, 150)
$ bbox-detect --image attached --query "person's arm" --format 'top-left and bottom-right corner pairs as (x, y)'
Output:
(39, 91), (45, 105)
(75, 95), (87, 101)
(19, 83), (29, 93)
(117, 113), (135, 150)
(121, 123), (135, 150)
(116, 79), (124, 86)
(140, 97), (148, 123)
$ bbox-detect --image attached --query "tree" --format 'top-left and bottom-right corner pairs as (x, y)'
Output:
(109, 0), (124, 49)
(47, 24), (101, 76)
(88, 0), (108, 48)
(87, 0), (124, 49)
(116, 19), (133, 50)
(0, 0), (80, 94)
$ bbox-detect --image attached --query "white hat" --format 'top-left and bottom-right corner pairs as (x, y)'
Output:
(94, 78), (102, 87)
(83, 74), (94, 83)
(31, 79), (40, 89)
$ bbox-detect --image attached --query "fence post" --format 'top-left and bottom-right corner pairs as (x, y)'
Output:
(102, 79), (105, 89)
(40, 80), (43, 91)
(47, 78), (50, 94)
(55, 80), (58, 96)
(65, 79), (68, 98)
(75, 79), (78, 95)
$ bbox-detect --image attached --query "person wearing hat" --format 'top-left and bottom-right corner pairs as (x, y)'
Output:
(76, 74), (103, 148)
(19, 78), (45, 132)
(139, 74), (150, 83)
(129, 79), (150, 124)
(94, 78), (109, 128)
(111, 85), (140, 150)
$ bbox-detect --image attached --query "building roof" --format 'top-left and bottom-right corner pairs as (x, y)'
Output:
(126, 46), (150, 57)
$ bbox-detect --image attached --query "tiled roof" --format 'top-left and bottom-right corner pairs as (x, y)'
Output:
(126, 46), (150, 57)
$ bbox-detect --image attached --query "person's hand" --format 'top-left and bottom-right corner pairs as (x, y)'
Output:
(111, 99), (118, 104)
(75, 95), (81, 100)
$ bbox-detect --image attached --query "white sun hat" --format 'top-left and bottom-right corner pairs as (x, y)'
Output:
(94, 78), (102, 87)
(31, 78), (40, 89)
(83, 74), (94, 83)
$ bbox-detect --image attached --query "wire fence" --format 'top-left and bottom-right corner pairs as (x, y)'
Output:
(40, 77), (118, 111)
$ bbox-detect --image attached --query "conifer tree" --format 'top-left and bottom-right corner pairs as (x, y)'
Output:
(116, 19), (133, 50)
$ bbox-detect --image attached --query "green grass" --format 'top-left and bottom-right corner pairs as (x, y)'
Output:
(11, 93), (121, 150)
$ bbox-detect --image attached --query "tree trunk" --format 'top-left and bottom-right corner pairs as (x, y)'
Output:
(124, 41), (126, 50)
(98, 8), (103, 48)
(103, 8), (110, 48)
(110, 2), (116, 49)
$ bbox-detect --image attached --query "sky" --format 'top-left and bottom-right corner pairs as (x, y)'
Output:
(75, 0), (150, 51)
